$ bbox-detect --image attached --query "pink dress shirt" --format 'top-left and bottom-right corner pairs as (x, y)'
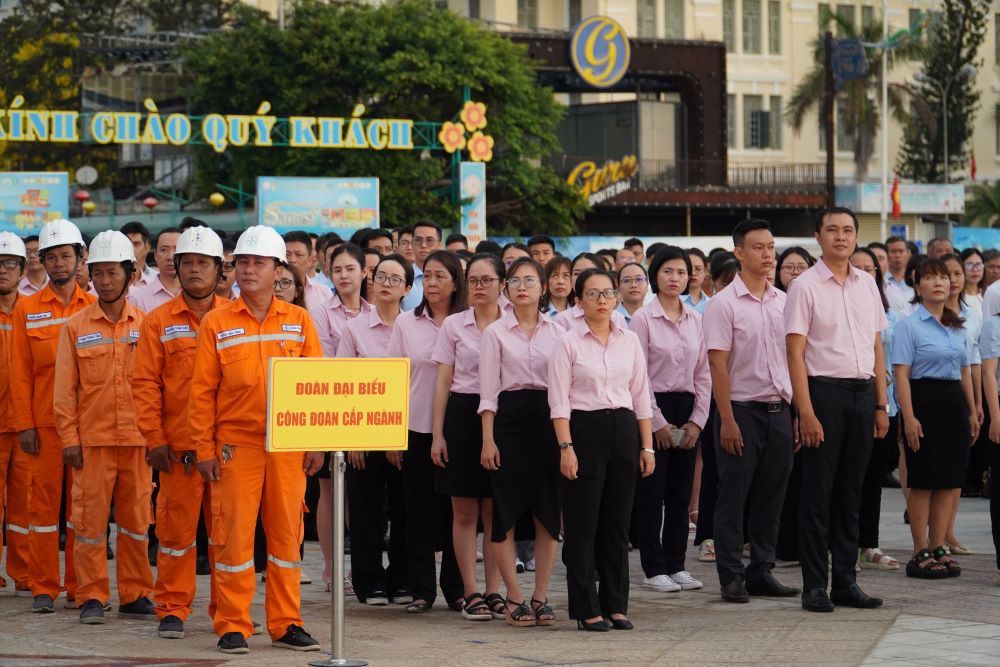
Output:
(386, 309), (441, 434)
(18, 275), (48, 296)
(315, 293), (371, 357)
(784, 258), (888, 379)
(629, 297), (711, 429)
(303, 276), (334, 330)
(129, 274), (177, 314)
(336, 308), (393, 359)
(553, 303), (626, 332)
(702, 273), (793, 403)
(547, 322), (653, 421)
(432, 309), (488, 394)
(478, 310), (563, 414)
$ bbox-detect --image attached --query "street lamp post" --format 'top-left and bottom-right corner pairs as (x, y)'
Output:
(914, 63), (977, 184)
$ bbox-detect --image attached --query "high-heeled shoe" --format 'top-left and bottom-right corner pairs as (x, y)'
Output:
(576, 618), (611, 632)
(609, 617), (634, 630)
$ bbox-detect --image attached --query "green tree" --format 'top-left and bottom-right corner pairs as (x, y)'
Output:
(965, 180), (1000, 227)
(786, 7), (924, 182)
(896, 0), (988, 183)
(182, 0), (585, 235)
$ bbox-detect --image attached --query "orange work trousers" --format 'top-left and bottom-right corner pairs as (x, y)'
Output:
(27, 426), (76, 599)
(153, 458), (216, 621)
(211, 446), (306, 641)
(71, 446), (153, 605)
(1, 432), (31, 589)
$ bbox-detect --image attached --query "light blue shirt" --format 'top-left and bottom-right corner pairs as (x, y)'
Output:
(314, 271), (335, 289)
(615, 302), (633, 324)
(682, 292), (710, 314)
(979, 315), (1000, 383)
(400, 265), (424, 311)
(891, 305), (969, 380)
(961, 303), (982, 365)
(881, 308), (899, 417)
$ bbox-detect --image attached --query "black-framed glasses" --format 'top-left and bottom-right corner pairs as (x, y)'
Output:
(468, 277), (498, 288)
(373, 272), (405, 287)
(584, 288), (618, 300)
(274, 278), (294, 290)
(0, 259), (22, 270)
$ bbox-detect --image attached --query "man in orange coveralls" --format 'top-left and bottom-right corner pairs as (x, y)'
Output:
(190, 225), (324, 654)
(54, 230), (156, 624)
(132, 226), (228, 639)
(0, 232), (31, 595)
(11, 218), (95, 613)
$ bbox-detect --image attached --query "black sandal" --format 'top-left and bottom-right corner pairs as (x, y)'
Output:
(484, 592), (506, 619)
(932, 546), (961, 577)
(447, 597), (464, 612)
(905, 548), (948, 579)
(460, 593), (491, 621)
(530, 598), (555, 626)
(504, 598), (535, 627)
(405, 599), (431, 614)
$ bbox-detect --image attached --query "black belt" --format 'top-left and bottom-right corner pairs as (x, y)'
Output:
(809, 376), (873, 392)
(732, 400), (787, 413)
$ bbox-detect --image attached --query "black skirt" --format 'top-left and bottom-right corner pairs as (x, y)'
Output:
(490, 390), (560, 542)
(435, 392), (491, 498)
(906, 378), (971, 490)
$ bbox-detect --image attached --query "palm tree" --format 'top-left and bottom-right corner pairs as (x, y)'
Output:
(786, 8), (926, 182)
(965, 180), (1000, 227)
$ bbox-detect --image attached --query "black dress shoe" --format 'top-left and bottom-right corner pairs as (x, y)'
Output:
(830, 584), (882, 609)
(609, 617), (634, 630)
(577, 618), (611, 632)
(801, 588), (834, 612)
(746, 570), (801, 597)
(721, 578), (749, 603)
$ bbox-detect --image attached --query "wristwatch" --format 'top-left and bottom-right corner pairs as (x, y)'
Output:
(875, 404), (889, 412)
(559, 441), (573, 450)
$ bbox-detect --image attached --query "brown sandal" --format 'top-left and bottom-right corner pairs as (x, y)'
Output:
(504, 598), (535, 627)
(531, 598), (555, 626)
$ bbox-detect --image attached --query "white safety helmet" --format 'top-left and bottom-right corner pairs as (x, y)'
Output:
(38, 218), (85, 253)
(234, 225), (287, 265)
(175, 226), (224, 260)
(87, 230), (136, 265)
(0, 232), (27, 259)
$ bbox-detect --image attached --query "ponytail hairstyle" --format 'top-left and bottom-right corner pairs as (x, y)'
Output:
(911, 257), (965, 330)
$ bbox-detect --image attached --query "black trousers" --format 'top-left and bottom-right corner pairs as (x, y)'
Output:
(713, 403), (793, 584)
(637, 392), (696, 576)
(988, 440), (1000, 569)
(799, 378), (875, 592)
(859, 415), (898, 549)
(694, 400), (719, 546)
(561, 408), (638, 620)
(775, 451), (802, 561)
(346, 453), (407, 600)
(401, 431), (463, 606)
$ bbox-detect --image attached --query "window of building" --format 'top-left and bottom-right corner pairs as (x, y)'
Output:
(727, 94), (738, 148)
(996, 14), (1000, 65)
(743, 0), (762, 54)
(818, 98), (853, 153)
(769, 95), (782, 149)
(468, 0), (480, 19)
(568, 0), (582, 27)
(995, 104), (1000, 154)
(861, 5), (875, 29)
(819, 3), (831, 31)
(517, 0), (537, 29)
(744, 94), (767, 148)
(433, 0), (448, 9)
(723, 0), (736, 52)
(665, 0), (684, 39)
(637, 0), (657, 37)
(767, 1), (780, 54)
(836, 4), (855, 36)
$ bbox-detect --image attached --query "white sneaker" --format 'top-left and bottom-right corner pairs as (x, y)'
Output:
(525, 558), (536, 572)
(668, 570), (703, 590)
(643, 574), (681, 592)
(300, 573), (312, 585)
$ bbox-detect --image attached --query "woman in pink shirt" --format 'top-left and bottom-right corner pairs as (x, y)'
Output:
(432, 253), (505, 621)
(555, 253), (627, 331)
(479, 258), (563, 627)
(544, 256), (574, 317)
(385, 250), (466, 613)
(335, 254), (412, 606)
(549, 268), (655, 631)
(629, 246), (711, 595)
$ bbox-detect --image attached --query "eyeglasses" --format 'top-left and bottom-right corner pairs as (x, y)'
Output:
(0, 259), (22, 270)
(620, 276), (647, 286)
(374, 272), (405, 287)
(781, 264), (809, 273)
(584, 288), (618, 301)
(965, 262), (984, 271)
(413, 236), (439, 248)
(397, 239), (413, 249)
(506, 276), (539, 288)
(274, 278), (294, 290)
(468, 277), (498, 288)
(25, 250), (39, 258)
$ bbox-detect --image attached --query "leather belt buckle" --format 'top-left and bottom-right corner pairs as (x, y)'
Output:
(767, 401), (783, 413)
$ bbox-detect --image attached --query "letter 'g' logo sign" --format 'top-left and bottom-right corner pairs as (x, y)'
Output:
(570, 16), (630, 89)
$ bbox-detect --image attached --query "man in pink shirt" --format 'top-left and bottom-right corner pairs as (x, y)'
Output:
(704, 219), (799, 604)
(283, 230), (332, 324)
(784, 207), (889, 613)
(130, 228), (181, 312)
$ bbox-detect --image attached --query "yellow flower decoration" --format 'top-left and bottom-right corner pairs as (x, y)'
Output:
(467, 131), (494, 162)
(438, 121), (466, 153)
(460, 101), (488, 132)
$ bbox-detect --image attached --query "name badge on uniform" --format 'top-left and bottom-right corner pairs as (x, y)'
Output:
(129, 330), (140, 340)
(282, 324), (302, 333)
(77, 332), (102, 344)
(27, 312), (52, 321)
(164, 324), (190, 335)
(217, 327), (245, 341)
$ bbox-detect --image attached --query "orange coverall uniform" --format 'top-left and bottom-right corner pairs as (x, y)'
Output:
(132, 294), (227, 622)
(11, 283), (95, 600)
(1, 300), (30, 591)
(188, 296), (321, 641)
(53, 301), (153, 606)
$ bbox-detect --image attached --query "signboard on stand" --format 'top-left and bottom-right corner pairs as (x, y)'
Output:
(0, 172), (69, 233)
(256, 176), (379, 237)
(459, 161), (486, 248)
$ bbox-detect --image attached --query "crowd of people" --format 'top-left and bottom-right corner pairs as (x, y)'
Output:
(0, 207), (997, 653)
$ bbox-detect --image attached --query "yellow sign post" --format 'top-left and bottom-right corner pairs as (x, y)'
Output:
(267, 356), (409, 667)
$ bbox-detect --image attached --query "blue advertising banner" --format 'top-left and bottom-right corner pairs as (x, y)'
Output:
(0, 172), (69, 234)
(459, 162), (486, 248)
(952, 227), (1000, 252)
(256, 176), (379, 236)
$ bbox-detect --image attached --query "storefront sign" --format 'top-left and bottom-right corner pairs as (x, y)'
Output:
(570, 16), (631, 89)
(836, 183), (964, 215)
(0, 172), (69, 233)
(566, 155), (639, 206)
(459, 161), (486, 247)
(257, 176), (379, 236)
(267, 357), (409, 452)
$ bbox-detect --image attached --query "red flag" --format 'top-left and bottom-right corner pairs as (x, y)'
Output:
(971, 151), (977, 181)
(890, 174), (901, 219)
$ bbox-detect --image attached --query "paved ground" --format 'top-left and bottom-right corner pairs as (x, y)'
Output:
(1, 488), (997, 666)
